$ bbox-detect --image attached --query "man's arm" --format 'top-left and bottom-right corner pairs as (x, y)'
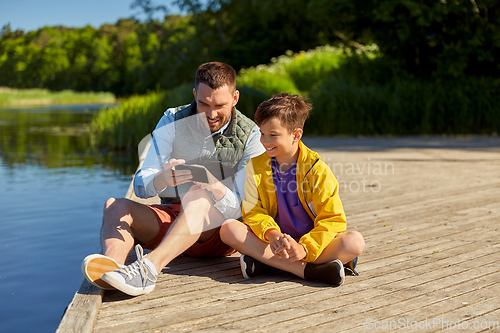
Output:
(133, 110), (176, 198)
(210, 125), (265, 219)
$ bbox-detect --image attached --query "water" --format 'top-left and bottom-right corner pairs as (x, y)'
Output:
(0, 105), (138, 332)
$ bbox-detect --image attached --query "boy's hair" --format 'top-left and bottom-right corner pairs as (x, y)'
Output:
(195, 62), (236, 92)
(254, 93), (312, 133)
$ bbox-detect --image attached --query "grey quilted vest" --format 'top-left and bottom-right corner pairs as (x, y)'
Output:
(159, 100), (256, 203)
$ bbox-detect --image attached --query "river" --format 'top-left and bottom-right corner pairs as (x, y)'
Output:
(0, 104), (138, 332)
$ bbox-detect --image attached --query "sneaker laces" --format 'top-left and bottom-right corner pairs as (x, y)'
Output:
(120, 245), (157, 287)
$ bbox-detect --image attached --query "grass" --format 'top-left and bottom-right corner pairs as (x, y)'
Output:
(0, 87), (116, 106)
(237, 44), (380, 96)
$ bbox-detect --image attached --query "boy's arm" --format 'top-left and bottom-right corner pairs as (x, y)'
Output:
(299, 162), (347, 262)
(242, 162), (281, 241)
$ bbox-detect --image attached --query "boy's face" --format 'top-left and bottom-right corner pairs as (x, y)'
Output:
(259, 117), (301, 161)
(194, 83), (239, 133)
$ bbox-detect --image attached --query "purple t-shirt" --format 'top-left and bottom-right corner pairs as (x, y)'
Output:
(272, 158), (314, 239)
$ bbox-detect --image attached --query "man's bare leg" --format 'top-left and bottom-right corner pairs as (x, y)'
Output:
(144, 186), (225, 273)
(100, 197), (160, 265)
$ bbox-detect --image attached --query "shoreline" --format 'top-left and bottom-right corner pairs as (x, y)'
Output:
(0, 87), (116, 107)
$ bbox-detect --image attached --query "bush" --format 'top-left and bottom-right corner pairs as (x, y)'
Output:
(307, 75), (500, 136)
(89, 84), (194, 149)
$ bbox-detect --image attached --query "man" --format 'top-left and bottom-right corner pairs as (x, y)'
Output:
(81, 62), (264, 296)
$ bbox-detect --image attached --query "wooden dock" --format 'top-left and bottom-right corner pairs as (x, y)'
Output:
(58, 136), (500, 332)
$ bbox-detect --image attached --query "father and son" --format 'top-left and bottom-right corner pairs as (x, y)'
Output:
(82, 62), (365, 296)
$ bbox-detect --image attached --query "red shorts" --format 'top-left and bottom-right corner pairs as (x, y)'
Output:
(140, 203), (236, 257)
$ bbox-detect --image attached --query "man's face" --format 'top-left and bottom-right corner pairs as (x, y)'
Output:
(193, 83), (239, 133)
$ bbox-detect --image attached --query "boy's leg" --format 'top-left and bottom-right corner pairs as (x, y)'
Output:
(220, 220), (306, 278)
(312, 231), (365, 265)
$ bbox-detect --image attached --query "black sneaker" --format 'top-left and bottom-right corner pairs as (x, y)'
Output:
(240, 255), (273, 278)
(304, 259), (345, 286)
(344, 257), (359, 276)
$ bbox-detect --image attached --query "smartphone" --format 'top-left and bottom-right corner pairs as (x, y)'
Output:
(174, 164), (210, 183)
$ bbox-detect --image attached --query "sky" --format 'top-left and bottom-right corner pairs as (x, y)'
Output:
(0, 0), (181, 32)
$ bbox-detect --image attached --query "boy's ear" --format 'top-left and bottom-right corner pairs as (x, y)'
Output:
(293, 128), (303, 143)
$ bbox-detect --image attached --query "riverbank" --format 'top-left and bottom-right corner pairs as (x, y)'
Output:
(0, 87), (116, 107)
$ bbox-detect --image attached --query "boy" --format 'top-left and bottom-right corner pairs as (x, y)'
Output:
(220, 93), (365, 285)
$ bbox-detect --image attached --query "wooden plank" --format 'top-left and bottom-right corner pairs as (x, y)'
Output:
(56, 280), (104, 333)
(87, 137), (500, 332)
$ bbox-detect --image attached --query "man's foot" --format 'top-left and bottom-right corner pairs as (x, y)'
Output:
(304, 259), (345, 286)
(240, 254), (273, 279)
(81, 254), (123, 290)
(344, 257), (359, 276)
(102, 245), (158, 296)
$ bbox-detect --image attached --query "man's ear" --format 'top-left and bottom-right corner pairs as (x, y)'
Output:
(232, 89), (240, 107)
(193, 88), (197, 100)
(293, 128), (303, 143)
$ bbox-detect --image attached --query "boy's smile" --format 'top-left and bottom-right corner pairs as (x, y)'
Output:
(259, 117), (302, 169)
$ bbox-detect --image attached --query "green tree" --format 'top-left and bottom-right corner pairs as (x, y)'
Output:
(308, 0), (500, 78)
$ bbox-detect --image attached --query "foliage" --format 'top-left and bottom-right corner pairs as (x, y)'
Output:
(237, 44), (379, 96)
(308, 0), (500, 78)
(89, 84), (194, 149)
(0, 17), (201, 96)
(307, 75), (500, 136)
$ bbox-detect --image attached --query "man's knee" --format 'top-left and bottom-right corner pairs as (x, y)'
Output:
(103, 197), (132, 225)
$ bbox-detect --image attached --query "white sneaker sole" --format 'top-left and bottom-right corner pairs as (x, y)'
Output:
(81, 254), (121, 290)
(334, 259), (346, 286)
(102, 271), (155, 296)
(240, 255), (250, 279)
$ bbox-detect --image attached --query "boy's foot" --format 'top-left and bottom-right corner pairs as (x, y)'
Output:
(240, 254), (273, 279)
(102, 245), (158, 296)
(304, 259), (345, 286)
(81, 254), (124, 290)
(344, 257), (359, 276)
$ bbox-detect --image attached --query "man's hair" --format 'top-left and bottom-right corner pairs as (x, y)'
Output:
(195, 62), (236, 92)
(254, 93), (312, 133)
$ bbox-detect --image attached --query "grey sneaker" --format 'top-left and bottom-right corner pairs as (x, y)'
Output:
(102, 245), (158, 296)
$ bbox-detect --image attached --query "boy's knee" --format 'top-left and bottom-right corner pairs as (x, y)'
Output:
(345, 230), (365, 256)
(219, 219), (240, 245)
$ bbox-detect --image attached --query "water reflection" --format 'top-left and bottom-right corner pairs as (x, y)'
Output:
(0, 104), (138, 174)
(0, 104), (139, 333)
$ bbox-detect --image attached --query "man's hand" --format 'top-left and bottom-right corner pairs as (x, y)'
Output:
(193, 168), (227, 201)
(153, 159), (192, 192)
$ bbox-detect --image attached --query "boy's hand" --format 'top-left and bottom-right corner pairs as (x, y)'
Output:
(267, 231), (306, 261)
(282, 234), (306, 262)
(267, 230), (289, 258)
